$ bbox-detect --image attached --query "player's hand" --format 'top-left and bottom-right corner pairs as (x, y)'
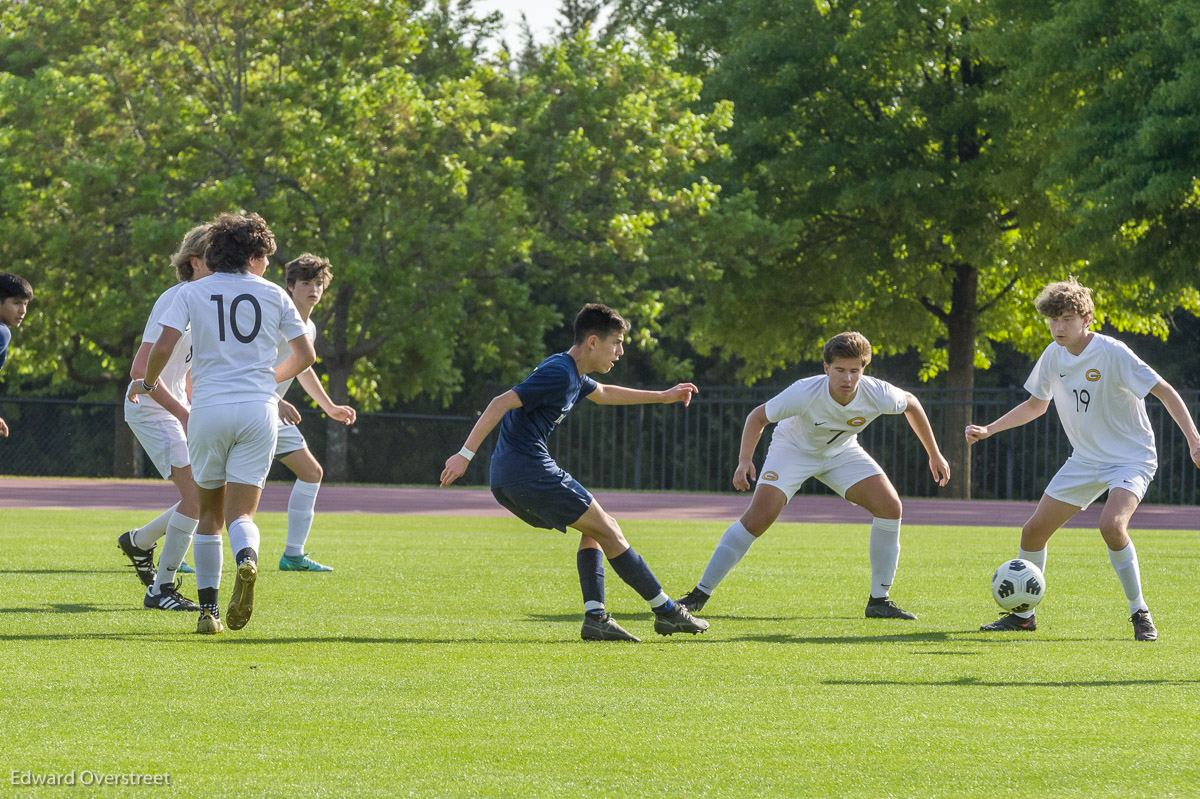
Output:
(180, 411), (189, 436)
(732, 458), (757, 491)
(127, 378), (152, 404)
(329, 405), (357, 425)
(1190, 442), (1200, 468)
(929, 452), (951, 486)
(440, 454), (469, 487)
(964, 424), (990, 444)
(0, 416), (8, 437)
(278, 399), (302, 426)
(663, 383), (699, 407)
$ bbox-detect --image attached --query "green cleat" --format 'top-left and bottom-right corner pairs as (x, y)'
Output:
(279, 552), (333, 572)
(226, 559), (257, 631)
(178, 561), (196, 574)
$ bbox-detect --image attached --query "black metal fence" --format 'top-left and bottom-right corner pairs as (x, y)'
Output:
(2, 387), (1199, 504)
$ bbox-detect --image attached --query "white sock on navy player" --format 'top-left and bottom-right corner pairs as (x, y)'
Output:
(228, 518), (261, 565)
(868, 517), (902, 599)
(1108, 541), (1148, 614)
(577, 548), (606, 615)
(150, 511), (198, 594)
(697, 520), (757, 595)
(284, 478), (320, 557)
(131, 502), (180, 549)
(607, 548), (676, 613)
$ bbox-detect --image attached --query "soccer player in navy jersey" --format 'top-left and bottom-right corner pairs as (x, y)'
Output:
(440, 303), (709, 642)
(0, 272), (33, 438)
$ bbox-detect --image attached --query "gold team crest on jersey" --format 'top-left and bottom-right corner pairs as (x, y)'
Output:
(1086, 369), (1101, 382)
(847, 417), (867, 427)
(762, 471), (779, 481)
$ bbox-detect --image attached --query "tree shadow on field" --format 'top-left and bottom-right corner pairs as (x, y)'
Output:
(0, 603), (138, 614)
(825, 676), (1200, 688)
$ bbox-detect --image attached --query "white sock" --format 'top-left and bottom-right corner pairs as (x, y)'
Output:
(697, 521), (758, 595)
(1108, 542), (1147, 614)
(284, 479), (321, 557)
(1015, 547), (1047, 618)
(193, 534), (224, 591)
(228, 518), (261, 562)
(151, 512), (198, 593)
(869, 517), (902, 599)
(131, 502), (180, 549)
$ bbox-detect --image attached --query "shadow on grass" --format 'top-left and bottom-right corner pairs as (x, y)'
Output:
(730, 630), (958, 644)
(524, 611), (797, 623)
(825, 676), (1200, 688)
(0, 604), (139, 614)
(0, 569), (124, 575)
(0, 633), (578, 645)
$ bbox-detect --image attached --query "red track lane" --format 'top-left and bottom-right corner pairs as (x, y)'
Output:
(1, 477), (1197, 529)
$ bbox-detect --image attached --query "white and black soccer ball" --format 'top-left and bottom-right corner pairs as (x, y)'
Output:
(990, 558), (1046, 613)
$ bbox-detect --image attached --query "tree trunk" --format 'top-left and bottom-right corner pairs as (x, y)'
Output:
(324, 363), (352, 482)
(113, 404), (141, 478)
(944, 263), (978, 500)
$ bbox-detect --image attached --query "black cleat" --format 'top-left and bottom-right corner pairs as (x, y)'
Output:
(144, 580), (201, 612)
(581, 613), (641, 642)
(118, 531), (157, 587)
(865, 596), (917, 620)
(676, 586), (711, 614)
(980, 612), (1037, 632)
(1131, 609), (1158, 641)
(653, 603), (710, 636)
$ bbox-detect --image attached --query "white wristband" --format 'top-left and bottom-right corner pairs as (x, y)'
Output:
(457, 446), (475, 462)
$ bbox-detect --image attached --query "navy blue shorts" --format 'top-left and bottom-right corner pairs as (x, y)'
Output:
(491, 470), (593, 533)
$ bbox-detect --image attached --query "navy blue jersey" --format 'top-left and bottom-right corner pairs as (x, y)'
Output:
(0, 323), (10, 371)
(490, 352), (598, 487)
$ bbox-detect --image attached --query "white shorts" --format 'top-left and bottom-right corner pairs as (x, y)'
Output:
(1044, 456), (1156, 510)
(188, 401), (279, 490)
(757, 438), (885, 500)
(274, 422), (307, 458)
(124, 401), (189, 479)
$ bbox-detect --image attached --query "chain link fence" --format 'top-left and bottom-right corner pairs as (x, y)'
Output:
(2, 388), (1199, 504)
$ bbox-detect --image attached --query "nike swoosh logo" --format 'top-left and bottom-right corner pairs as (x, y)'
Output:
(1059, 374), (1066, 378)
(815, 422), (827, 426)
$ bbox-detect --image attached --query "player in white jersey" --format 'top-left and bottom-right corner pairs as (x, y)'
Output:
(967, 278), (1200, 641)
(270, 254), (355, 572)
(129, 213), (315, 634)
(679, 332), (950, 619)
(117, 225), (211, 611)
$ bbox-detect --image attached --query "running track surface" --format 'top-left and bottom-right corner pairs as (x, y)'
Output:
(1, 477), (1197, 530)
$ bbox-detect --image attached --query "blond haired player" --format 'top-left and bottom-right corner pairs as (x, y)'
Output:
(967, 278), (1200, 641)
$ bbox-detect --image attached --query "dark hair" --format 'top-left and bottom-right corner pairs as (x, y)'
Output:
(822, 331), (872, 366)
(573, 303), (630, 345)
(170, 224), (212, 282)
(0, 272), (33, 301)
(285, 253), (333, 289)
(205, 212), (277, 274)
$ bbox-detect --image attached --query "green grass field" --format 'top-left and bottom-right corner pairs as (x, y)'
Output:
(2, 508), (1199, 797)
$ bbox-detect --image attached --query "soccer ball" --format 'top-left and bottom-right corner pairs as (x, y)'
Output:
(990, 558), (1046, 613)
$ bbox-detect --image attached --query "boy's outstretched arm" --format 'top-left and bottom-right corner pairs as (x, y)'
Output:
(297, 368), (356, 425)
(902, 392), (950, 486)
(732, 404), (770, 491)
(440, 390), (523, 487)
(1150, 380), (1200, 467)
(586, 382), (698, 406)
(965, 397), (1050, 444)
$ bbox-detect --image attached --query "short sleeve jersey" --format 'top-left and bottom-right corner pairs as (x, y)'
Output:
(0, 322), (10, 372)
(1024, 333), (1160, 467)
(159, 272), (307, 409)
(139, 282), (195, 411)
(765, 374), (909, 457)
(490, 352), (598, 487)
(274, 317), (318, 397)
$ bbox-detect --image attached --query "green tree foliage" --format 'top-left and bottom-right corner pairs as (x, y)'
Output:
(0, 0), (734, 478)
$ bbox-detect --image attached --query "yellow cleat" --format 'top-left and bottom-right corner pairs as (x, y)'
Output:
(197, 608), (224, 635)
(226, 559), (258, 631)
